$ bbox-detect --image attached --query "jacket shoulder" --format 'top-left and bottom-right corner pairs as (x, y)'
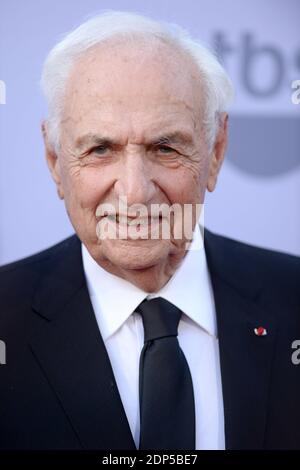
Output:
(0, 235), (79, 319)
(204, 228), (300, 295)
(0, 235), (78, 275)
(205, 228), (300, 262)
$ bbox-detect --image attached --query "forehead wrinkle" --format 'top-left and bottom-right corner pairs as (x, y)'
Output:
(64, 39), (204, 115)
(62, 46), (204, 148)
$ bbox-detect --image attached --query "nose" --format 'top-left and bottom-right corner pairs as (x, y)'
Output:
(114, 151), (156, 207)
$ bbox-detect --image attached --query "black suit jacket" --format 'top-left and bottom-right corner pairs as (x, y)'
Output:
(0, 229), (300, 450)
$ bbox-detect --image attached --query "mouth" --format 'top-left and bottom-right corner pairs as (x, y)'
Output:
(107, 214), (162, 225)
(106, 214), (162, 227)
(97, 213), (168, 239)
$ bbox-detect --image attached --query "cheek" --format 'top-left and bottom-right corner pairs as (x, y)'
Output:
(62, 165), (112, 212)
(166, 166), (205, 205)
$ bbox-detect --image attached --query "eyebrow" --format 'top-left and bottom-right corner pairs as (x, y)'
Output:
(150, 132), (194, 147)
(75, 131), (194, 150)
(75, 134), (117, 150)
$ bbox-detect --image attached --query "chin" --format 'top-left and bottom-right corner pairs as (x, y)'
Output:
(102, 239), (171, 271)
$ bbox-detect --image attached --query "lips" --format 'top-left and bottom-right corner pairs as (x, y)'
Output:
(96, 213), (167, 240)
(105, 214), (162, 227)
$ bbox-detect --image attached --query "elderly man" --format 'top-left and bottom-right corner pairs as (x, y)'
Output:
(0, 11), (299, 451)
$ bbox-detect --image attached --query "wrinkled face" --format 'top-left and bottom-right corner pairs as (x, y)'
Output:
(44, 38), (227, 291)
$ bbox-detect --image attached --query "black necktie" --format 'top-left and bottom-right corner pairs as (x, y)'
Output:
(136, 296), (195, 450)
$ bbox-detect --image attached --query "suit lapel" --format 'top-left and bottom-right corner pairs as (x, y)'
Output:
(30, 235), (136, 450)
(29, 229), (277, 450)
(204, 229), (278, 449)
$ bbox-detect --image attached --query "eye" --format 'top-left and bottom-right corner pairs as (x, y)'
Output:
(156, 145), (175, 154)
(92, 145), (109, 155)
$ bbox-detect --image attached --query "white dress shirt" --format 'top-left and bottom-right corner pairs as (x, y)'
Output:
(81, 223), (225, 450)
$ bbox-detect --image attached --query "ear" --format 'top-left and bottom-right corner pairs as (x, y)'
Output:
(207, 113), (228, 192)
(41, 120), (64, 200)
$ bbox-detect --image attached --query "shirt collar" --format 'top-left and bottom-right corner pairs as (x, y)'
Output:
(81, 223), (217, 341)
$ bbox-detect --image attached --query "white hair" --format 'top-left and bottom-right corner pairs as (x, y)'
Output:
(41, 10), (234, 151)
